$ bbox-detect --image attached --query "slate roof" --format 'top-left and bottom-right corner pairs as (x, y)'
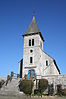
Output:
(23, 16), (44, 41)
(26, 16), (39, 34)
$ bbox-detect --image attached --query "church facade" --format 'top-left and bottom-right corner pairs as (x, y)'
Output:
(19, 16), (60, 80)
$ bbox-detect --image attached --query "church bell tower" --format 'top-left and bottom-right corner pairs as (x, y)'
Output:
(22, 15), (44, 79)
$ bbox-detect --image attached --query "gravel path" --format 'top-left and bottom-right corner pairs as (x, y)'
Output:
(0, 95), (66, 99)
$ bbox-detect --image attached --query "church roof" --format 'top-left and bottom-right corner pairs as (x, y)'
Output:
(26, 16), (39, 34)
(23, 15), (44, 41)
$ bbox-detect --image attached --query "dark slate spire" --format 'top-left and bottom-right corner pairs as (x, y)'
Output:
(26, 16), (39, 34)
(23, 15), (44, 42)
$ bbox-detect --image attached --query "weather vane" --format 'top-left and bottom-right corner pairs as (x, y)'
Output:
(33, 8), (36, 17)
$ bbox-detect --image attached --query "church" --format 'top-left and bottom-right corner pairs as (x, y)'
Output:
(0, 15), (66, 96)
(19, 15), (60, 80)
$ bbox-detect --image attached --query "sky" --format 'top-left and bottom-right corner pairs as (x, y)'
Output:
(0, 0), (66, 76)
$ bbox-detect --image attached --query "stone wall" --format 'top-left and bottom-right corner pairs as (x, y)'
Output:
(0, 78), (22, 96)
(22, 34), (43, 78)
(42, 74), (66, 91)
(0, 77), (7, 81)
(35, 74), (66, 94)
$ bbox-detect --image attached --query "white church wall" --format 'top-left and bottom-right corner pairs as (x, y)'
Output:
(43, 61), (59, 76)
(38, 48), (59, 76)
(38, 48), (53, 76)
(52, 62), (59, 75)
(23, 34), (43, 77)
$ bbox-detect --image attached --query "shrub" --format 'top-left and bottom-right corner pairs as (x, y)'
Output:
(19, 80), (34, 95)
(38, 79), (48, 97)
(57, 84), (66, 96)
(34, 89), (39, 94)
(48, 84), (54, 95)
(34, 89), (41, 96)
(0, 80), (5, 88)
(62, 89), (66, 96)
(0, 82), (2, 88)
(57, 84), (62, 95)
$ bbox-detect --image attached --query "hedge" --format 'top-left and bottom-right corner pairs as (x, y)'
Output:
(19, 80), (34, 95)
(38, 79), (48, 96)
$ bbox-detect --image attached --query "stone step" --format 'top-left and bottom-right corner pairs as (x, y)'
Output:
(0, 91), (23, 96)
(0, 78), (21, 95)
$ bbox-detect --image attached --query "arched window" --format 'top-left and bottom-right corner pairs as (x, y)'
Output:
(29, 39), (31, 46)
(46, 60), (48, 66)
(28, 69), (35, 79)
(32, 39), (34, 46)
(30, 57), (33, 63)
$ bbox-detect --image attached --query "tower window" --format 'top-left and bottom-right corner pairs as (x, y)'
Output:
(46, 60), (48, 66)
(32, 39), (34, 46)
(30, 57), (33, 63)
(29, 39), (31, 46)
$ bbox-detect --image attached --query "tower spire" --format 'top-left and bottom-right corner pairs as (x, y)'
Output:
(26, 11), (39, 34)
